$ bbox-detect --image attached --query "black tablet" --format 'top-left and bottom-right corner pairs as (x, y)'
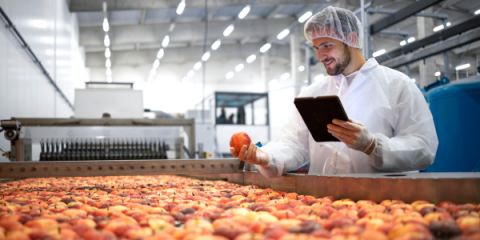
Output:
(294, 95), (349, 142)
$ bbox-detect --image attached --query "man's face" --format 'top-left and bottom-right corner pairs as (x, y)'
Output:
(312, 37), (351, 76)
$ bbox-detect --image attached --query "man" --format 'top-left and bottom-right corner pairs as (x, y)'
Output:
(230, 6), (438, 177)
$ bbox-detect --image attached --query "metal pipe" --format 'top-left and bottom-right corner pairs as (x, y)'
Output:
(361, 0), (365, 57)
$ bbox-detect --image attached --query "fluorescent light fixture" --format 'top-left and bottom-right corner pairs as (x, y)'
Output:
(157, 48), (164, 59)
(162, 35), (170, 47)
(106, 68), (112, 76)
(298, 11), (313, 23)
(411, 78), (416, 83)
(104, 35), (110, 47)
(105, 58), (111, 68)
(102, 1), (107, 12)
(407, 37), (415, 43)
(298, 65), (305, 72)
(246, 54), (256, 63)
(277, 29), (290, 40)
(314, 74), (325, 81)
(235, 64), (244, 72)
(400, 40), (406, 46)
(194, 61), (202, 71)
(280, 72), (290, 80)
(176, 0), (186, 15)
(433, 22), (450, 32)
(475, 9), (480, 15)
(372, 49), (386, 57)
(223, 24), (234, 37)
(211, 40), (221, 50)
(268, 79), (278, 86)
(150, 68), (156, 77)
(102, 18), (109, 32)
(435, 71), (441, 76)
(105, 48), (111, 58)
(201, 51), (211, 61)
(226, 71), (234, 80)
(238, 5), (250, 19)
(106, 76), (112, 83)
(153, 59), (160, 69)
(260, 43), (271, 53)
(187, 70), (195, 78)
(455, 63), (470, 70)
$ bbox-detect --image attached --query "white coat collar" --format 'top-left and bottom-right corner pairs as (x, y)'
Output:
(333, 58), (379, 98)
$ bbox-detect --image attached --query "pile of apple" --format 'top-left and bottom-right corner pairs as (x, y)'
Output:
(0, 175), (478, 240)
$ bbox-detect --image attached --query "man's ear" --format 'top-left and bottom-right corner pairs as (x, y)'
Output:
(346, 32), (358, 47)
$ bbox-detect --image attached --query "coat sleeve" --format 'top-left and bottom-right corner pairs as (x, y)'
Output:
(368, 78), (439, 171)
(256, 99), (312, 178)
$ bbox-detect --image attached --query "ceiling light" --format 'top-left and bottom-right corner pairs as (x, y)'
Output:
(407, 37), (415, 43)
(105, 48), (111, 58)
(162, 35), (170, 48)
(157, 48), (164, 59)
(400, 40), (406, 46)
(246, 54), (256, 63)
(106, 68), (112, 76)
(211, 40), (221, 50)
(238, 5), (251, 19)
(102, 18), (109, 32)
(104, 35), (110, 47)
(277, 29), (290, 40)
(107, 76), (112, 83)
(298, 65), (305, 72)
(298, 11), (312, 23)
(187, 70), (195, 78)
(268, 79), (278, 86)
(433, 22), (450, 32)
(455, 63), (470, 70)
(435, 71), (441, 76)
(411, 78), (416, 83)
(150, 68), (156, 77)
(102, 1), (107, 13)
(176, 0), (186, 15)
(226, 71), (234, 79)
(280, 72), (290, 80)
(153, 59), (160, 69)
(235, 64), (244, 72)
(475, 9), (480, 15)
(314, 74), (325, 81)
(194, 61), (202, 71)
(372, 49), (386, 57)
(201, 51), (211, 61)
(105, 58), (111, 68)
(223, 24), (234, 37)
(260, 43), (271, 53)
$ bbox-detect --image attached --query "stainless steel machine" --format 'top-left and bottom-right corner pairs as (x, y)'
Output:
(1, 117), (195, 162)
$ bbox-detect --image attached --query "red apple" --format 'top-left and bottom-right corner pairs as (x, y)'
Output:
(230, 132), (252, 153)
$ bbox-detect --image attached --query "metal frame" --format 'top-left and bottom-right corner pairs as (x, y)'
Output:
(0, 159), (479, 204)
(86, 82), (134, 89)
(369, 0), (443, 35)
(382, 27), (480, 69)
(367, 8), (448, 20)
(0, 6), (74, 111)
(376, 15), (480, 63)
(213, 91), (270, 128)
(6, 117), (195, 162)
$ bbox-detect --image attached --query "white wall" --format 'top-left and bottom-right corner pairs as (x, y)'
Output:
(0, 0), (87, 160)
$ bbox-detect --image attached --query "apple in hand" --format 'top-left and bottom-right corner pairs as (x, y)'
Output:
(230, 132), (252, 153)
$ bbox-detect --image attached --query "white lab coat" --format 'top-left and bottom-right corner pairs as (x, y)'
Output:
(257, 58), (438, 177)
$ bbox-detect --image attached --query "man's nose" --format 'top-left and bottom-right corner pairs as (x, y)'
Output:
(317, 53), (327, 62)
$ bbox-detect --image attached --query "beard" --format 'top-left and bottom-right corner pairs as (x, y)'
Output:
(323, 44), (351, 76)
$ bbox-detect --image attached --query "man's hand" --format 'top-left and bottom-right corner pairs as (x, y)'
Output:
(327, 119), (376, 154)
(230, 143), (271, 167)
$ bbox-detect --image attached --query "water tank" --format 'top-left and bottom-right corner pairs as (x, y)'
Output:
(424, 75), (480, 172)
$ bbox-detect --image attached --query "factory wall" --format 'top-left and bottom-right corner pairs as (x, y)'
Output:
(0, 0), (87, 160)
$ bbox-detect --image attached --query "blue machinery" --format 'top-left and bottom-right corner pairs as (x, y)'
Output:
(422, 76), (480, 172)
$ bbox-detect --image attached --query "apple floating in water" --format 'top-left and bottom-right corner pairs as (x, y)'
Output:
(230, 132), (252, 152)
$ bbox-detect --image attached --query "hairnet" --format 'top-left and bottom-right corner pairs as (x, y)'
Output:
(304, 6), (363, 49)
